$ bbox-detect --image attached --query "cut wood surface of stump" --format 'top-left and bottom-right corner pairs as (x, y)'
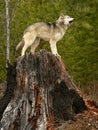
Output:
(0, 50), (87, 130)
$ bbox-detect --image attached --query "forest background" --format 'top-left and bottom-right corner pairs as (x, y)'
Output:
(0, 0), (98, 98)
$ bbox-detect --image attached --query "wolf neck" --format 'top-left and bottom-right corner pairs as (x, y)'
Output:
(56, 21), (68, 32)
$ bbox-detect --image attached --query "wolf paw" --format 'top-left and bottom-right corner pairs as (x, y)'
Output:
(54, 53), (61, 59)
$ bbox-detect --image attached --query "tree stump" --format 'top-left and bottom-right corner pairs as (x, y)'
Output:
(0, 50), (87, 130)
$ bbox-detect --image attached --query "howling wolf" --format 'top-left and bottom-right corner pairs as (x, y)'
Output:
(16, 14), (74, 56)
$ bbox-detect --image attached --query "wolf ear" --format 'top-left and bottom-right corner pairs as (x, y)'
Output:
(60, 13), (64, 17)
(60, 13), (64, 18)
(56, 13), (64, 24)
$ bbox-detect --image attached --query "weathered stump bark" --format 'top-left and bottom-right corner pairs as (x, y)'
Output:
(0, 50), (87, 130)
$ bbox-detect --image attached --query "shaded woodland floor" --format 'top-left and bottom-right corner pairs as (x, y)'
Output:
(0, 83), (98, 130)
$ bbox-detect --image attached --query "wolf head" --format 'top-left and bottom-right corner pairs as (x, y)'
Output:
(56, 14), (74, 26)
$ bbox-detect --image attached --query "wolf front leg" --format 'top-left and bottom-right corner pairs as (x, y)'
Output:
(50, 40), (61, 57)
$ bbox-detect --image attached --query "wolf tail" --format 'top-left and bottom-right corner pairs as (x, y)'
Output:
(16, 40), (24, 51)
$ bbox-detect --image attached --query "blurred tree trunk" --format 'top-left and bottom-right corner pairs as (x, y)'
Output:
(0, 50), (87, 130)
(5, 0), (10, 67)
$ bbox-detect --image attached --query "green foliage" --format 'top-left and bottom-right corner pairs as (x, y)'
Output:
(0, 0), (98, 86)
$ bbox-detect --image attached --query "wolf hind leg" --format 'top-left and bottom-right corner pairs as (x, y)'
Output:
(21, 44), (30, 56)
(30, 38), (40, 53)
(21, 34), (36, 56)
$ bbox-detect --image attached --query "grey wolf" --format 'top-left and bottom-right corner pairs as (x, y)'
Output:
(16, 14), (74, 56)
